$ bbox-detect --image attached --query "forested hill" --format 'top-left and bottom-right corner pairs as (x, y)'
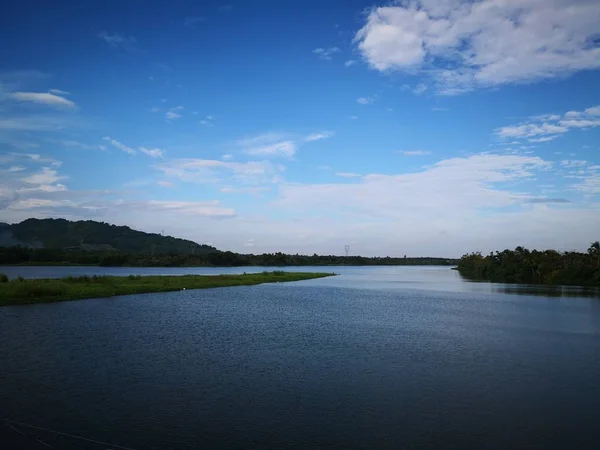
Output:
(0, 218), (215, 255)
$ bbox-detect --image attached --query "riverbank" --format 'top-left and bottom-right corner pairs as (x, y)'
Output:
(0, 271), (335, 306)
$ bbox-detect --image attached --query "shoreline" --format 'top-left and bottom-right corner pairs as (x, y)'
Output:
(0, 272), (336, 307)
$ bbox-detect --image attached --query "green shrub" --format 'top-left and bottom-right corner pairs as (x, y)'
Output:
(0, 273), (8, 283)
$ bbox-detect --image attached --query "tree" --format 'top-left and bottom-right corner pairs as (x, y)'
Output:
(588, 241), (600, 268)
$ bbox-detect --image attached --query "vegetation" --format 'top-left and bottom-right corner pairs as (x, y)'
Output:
(457, 242), (600, 287)
(0, 218), (458, 267)
(0, 246), (457, 267)
(0, 272), (335, 306)
(1, 218), (216, 254)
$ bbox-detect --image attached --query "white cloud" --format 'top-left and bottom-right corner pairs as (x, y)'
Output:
(4, 166), (25, 172)
(400, 150), (431, 156)
(48, 89), (69, 95)
(150, 107), (160, 113)
(61, 140), (101, 150)
(200, 115), (216, 126)
(336, 172), (362, 178)
(355, 0), (600, 92)
(528, 136), (560, 143)
(559, 119), (600, 129)
(156, 158), (284, 186)
(139, 147), (164, 158)
(222, 154), (233, 161)
(7, 92), (76, 109)
(220, 186), (270, 195)
(165, 106), (184, 121)
(102, 136), (136, 155)
(496, 104), (600, 139)
(118, 200), (235, 218)
(585, 106), (600, 116)
(157, 181), (175, 188)
(560, 160), (588, 168)
(22, 167), (64, 185)
(344, 60), (357, 67)
(313, 47), (341, 60)
(245, 140), (296, 157)
(357, 97), (374, 105)
(0, 115), (79, 131)
(305, 131), (334, 142)
(349, 115), (358, 120)
(98, 31), (137, 51)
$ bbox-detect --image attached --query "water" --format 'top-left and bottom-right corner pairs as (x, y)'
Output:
(1, 267), (599, 449)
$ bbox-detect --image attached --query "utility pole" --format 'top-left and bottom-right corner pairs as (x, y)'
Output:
(345, 245), (350, 258)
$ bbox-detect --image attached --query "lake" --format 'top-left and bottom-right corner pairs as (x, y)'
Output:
(1, 266), (599, 449)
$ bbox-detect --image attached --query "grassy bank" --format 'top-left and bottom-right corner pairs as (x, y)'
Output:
(0, 271), (335, 306)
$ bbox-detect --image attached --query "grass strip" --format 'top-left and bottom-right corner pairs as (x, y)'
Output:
(0, 271), (335, 306)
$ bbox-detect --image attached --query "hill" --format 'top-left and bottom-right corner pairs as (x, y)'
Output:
(3, 218), (216, 255)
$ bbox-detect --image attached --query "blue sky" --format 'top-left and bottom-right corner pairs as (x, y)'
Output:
(1, 0), (600, 256)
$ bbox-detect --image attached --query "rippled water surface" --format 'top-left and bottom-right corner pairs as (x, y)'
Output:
(1, 266), (599, 449)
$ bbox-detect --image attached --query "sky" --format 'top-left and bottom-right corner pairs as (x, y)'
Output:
(1, 0), (600, 257)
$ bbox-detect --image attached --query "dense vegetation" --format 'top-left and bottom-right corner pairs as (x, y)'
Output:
(457, 242), (600, 287)
(0, 271), (335, 306)
(0, 246), (457, 267)
(0, 218), (457, 267)
(0, 218), (215, 254)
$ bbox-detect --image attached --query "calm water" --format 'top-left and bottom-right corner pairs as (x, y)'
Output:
(1, 267), (599, 449)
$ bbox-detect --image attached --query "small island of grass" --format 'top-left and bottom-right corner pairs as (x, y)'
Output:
(0, 271), (336, 306)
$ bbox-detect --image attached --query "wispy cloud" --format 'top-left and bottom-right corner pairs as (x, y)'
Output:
(305, 131), (334, 142)
(245, 141), (296, 157)
(496, 105), (600, 140)
(102, 136), (136, 155)
(156, 158), (284, 186)
(313, 47), (341, 61)
(7, 92), (76, 109)
(102, 137), (164, 158)
(344, 60), (357, 67)
(48, 89), (69, 95)
(61, 140), (101, 151)
(218, 4), (233, 13)
(400, 150), (431, 156)
(357, 97), (374, 105)
(199, 115), (216, 126)
(139, 147), (164, 158)
(0, 115), (79, 131)
(165, 106), (184, 121)
(157, 181), (175, 188)
(336, 172), (361, 178)
(98, 31), (137, 51)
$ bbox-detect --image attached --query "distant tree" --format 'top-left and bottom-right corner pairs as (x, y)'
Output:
(588, 241), (600, 268)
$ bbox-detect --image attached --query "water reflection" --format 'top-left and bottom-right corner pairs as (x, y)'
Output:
(492, 284), (600, 298)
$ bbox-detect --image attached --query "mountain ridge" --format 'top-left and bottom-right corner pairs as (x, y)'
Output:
(1, 218), (216, 255)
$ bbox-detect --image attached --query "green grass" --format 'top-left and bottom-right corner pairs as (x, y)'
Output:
(0, 271), (336, 306)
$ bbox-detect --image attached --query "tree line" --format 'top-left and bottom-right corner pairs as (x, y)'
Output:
(457, 242), (600, 287)
(0, 246), (458, 267)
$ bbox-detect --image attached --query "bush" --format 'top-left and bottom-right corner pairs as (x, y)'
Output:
(0, 273), (8, 283)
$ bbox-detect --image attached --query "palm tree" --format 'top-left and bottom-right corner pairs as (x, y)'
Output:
(588, 241), (600, 269)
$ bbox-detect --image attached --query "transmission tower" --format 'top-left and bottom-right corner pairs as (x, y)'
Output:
(344, 244), (350, 257)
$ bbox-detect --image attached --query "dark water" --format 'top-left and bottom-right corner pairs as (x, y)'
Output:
(1, 267), (600, 449)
